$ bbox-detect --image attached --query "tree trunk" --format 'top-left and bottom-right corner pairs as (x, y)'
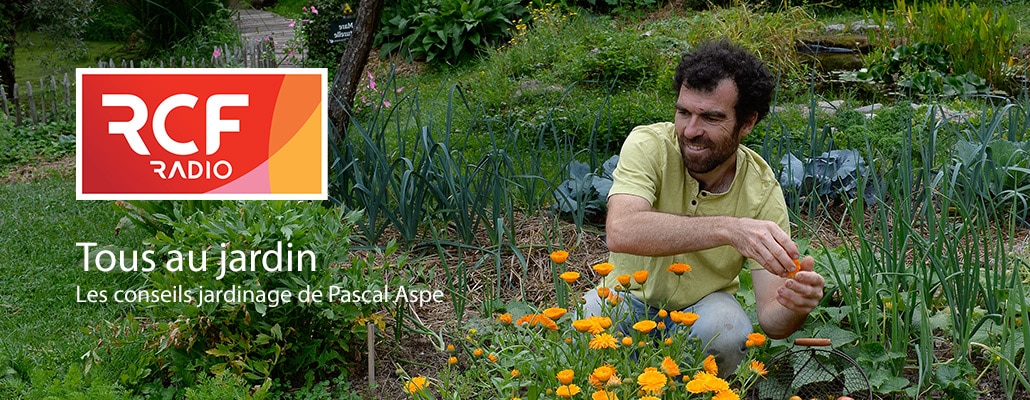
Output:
(327, 0), (384, 142)
(0, 1), (31, 100)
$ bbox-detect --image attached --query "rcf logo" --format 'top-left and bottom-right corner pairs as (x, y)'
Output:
(76, 69), (327, 200)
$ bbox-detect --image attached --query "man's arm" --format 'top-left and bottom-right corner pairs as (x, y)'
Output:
(752, 256), (824, 338)
(605, 193), (801, 277)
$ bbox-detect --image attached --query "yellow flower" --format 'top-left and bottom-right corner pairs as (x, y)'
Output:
(557, 369), (575, 385)
(657, 309), (668, 318)
(616, 274), (631, 286)
(473, 348), (484, 357)
(703, 354), (719, 375)
(596, 286), (611, 298)
(621, 336), (633, 346)
(664, 337), (674, 345)
(632, 270), (649, 284)
(745, 333), (767, 347)
(660, 356), (681, 377)
(636, 367), (667, 394)
(560, 271), (580, 283)
(667, 262), (692, 275)
(592, 262), (615, 276)
(591, 390), (619, 400)
(446, 343), (455, 352)
(550, 250), (570, 263)
(589, 333), (619, 349)
(632, 320), (657, 334)
(639, 397), (660, 400)
(498, 313), (513, 324)
(749, 360), (768, 376)
(657, 321), (666, 330)
(447, 356), (457, 365)
(556, 384), (581, 398)
(511, 369), (520, 378)
(543, 307), (568, 320)
(403, 376), (429, 394)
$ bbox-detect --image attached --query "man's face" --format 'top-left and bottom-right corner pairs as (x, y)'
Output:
(673, 78), (754, 175)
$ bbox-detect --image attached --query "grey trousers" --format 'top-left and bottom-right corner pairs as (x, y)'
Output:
(580, 289), (752, 378)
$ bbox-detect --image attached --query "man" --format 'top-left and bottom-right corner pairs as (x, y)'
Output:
(583, 39), (825, 376)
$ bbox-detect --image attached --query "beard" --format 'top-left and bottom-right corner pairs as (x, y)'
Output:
(679, 129), (741, 174)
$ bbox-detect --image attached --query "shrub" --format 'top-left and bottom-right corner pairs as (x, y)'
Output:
(294, 0), (351, 73)
(868, 0), (1018, 88)
(375, 0), (527, 64)
(121, 0), (235, 57)
(106, 201), (388, 388)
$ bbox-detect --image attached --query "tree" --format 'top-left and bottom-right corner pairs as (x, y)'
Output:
(327, 0), (384, 141)
(0, 0), (32, 99)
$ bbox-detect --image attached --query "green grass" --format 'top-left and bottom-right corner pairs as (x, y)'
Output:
(0, 171), (149, 391)
(13, 31), (125, 85)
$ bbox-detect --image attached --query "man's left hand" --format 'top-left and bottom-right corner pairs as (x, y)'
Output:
(775, 256), (824, 314)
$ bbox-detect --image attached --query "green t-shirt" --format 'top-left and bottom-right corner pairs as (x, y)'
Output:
(605, 122), (790, 310)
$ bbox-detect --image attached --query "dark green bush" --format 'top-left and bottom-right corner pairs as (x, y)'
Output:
(375, 0), (527, 64)
(112, 201), (386, 388)
(121, 0), (234, 57)
(84, 0), (139, 42)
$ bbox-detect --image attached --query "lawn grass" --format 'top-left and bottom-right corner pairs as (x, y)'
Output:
(13, 31), (125, 85)
(0, 169), (149, 386)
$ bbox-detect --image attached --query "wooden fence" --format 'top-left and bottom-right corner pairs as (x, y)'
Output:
(1, 41), (287, 126)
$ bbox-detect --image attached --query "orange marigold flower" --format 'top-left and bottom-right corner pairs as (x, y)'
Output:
(592, 262), (615, 276)
(745, 332), (767, 347)
(446, 343), (455, 352)
(591, 390), (619, 400)
(632, 320), (657, 334)
(473, 348), (484, 357)
(606, 292), (621, 305)
(686, 371), (728, 393)
(543, 307), (568, 320)
(703, 354), (719, 375)
(670, 311), (699, 326)
(589, 333), (619, 349)
(749, 360), (767, 376)
(657, 321), (666, 330)
(667, 262), (692, 275)
(621, 336), (633, 346)
(511, 369), (520, 378)
(639, 397), (660, 400)
(636, 367), (667, 394)
(560, 271), (580, 284)
(498, 313), (513, 324)
(664, 337), (674, 345)
(591, 365), (617, 383)
(787, 258), (801, 278)
(515, 314), (559, 331)
(447, 356), (457, 365)
(596, 286), (611, 298)
(557, 369), (575, 385)
(660, 356), (681, 377)
(632, 270), (649, 284)
(550, 250), (570, 264)
(616, 274), (631, 286)
(713, 389), (740, 400)
(556, 384), (581, 398)
(657, 309), (668, 318)
(403, 376), (429, 394)
(488, 353), (498, 363)
(572, 316), (610, 334)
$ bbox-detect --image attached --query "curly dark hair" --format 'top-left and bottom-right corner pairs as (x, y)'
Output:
(673, 39), (774, 127)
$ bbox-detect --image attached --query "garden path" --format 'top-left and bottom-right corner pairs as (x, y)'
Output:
(234, 8), (301, 67)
